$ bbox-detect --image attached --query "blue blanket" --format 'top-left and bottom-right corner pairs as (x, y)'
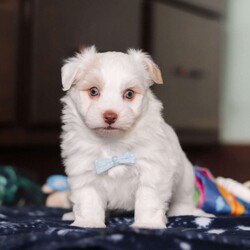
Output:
(1, 207), (250, 250)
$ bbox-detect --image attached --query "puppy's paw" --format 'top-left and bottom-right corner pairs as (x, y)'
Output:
(193, 209), (215, 217)
(71, 220), (106, 228)
(62, 212), (75, 221)
(131, 221), (166, 229)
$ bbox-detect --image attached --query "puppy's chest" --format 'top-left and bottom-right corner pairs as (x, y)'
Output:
(101, 166), (139, 210)
(96, 149), (139, 209)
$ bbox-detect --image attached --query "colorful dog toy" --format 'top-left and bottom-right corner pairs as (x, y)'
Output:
(195, 167), (250, 216)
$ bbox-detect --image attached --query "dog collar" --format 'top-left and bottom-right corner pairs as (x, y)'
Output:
(95, 151), (135, 174)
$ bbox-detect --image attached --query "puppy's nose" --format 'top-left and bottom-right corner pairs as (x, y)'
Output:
(103, 111), (118, 125)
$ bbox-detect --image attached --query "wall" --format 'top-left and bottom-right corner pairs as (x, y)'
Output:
(220, 0), (250, 144)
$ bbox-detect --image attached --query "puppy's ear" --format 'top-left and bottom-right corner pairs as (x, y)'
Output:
(61, 60), (78, 91)
(127, 49), (163, 85)
(61, 46), (97, 91)
(144, 57), (163, 84)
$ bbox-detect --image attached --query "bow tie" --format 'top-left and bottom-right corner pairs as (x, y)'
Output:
(95, 151), (136, 174)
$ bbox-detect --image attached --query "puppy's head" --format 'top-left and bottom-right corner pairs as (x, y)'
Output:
(61, 46), (163, 137)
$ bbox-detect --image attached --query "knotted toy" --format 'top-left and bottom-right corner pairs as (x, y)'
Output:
(0, 165), (43, 206)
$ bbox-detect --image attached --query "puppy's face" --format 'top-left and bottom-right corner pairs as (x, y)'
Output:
(61, 46), (163, 137)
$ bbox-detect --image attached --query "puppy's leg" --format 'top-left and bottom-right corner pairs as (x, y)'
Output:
(168, 180), (196, 216)
(168, 189), (215, 217)
(168, 162), (196, 217)
(168, 199), (196, 217)
(132, 160), (172, 229)
(168, 161), (214, 217)
(132, 185), (168, 229)
(70, 186), (106, 228)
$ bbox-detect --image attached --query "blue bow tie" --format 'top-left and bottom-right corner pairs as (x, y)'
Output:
(95, 151), (136, 174)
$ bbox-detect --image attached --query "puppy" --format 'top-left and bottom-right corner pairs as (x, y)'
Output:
(60, 46), (201, 229)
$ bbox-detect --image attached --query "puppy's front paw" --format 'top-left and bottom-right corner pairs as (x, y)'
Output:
(71, 220), (106, 228)
(62, 212), (75, 221)
(131, 221), (166, 229)
(193, 209), (215, 217)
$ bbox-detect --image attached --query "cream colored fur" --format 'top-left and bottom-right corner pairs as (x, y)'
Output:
(60, 46), (200, 229)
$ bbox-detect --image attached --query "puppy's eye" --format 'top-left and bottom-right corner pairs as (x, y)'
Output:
(124, 89), (134, 99)
(89, 87), (99, 97)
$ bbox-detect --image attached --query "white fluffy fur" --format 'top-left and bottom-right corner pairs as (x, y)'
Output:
(60, 46), (199, 229)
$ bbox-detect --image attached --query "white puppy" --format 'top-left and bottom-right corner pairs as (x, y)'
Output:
(60, 46), (200, 229)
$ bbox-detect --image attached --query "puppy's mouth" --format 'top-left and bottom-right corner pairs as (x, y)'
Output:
(105, 126), (117, 130)
(94, 126), (125, 133)
(96, 126), (120, 131)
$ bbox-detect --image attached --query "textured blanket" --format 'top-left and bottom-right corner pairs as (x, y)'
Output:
(1, 207), (250, 250)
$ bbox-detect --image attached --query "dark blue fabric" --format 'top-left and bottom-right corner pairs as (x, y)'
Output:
(1, 207), (250, 250)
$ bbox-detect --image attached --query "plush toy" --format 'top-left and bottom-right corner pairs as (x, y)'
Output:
(216, 176), (250, 203)
(244, 180), (250, 188)
(42, 175), (71, 208)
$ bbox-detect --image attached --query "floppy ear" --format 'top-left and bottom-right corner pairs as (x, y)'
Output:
(144, 57), (163, 84)
(61, 60), (79, 91)
(127, 49), (163, 85)
(61, 46), (97, 91)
